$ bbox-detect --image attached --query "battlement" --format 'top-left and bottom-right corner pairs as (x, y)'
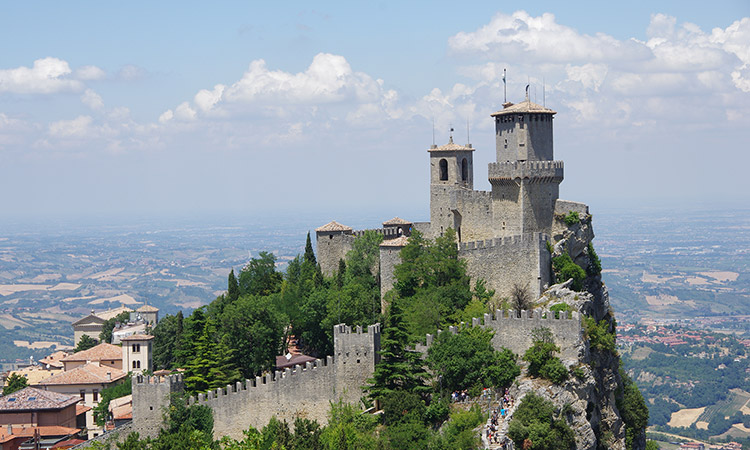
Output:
(458, 232), (548, 252)
(133, 373), (184, 386)
(488, 160), (564, 184)
(333, 323), (381, 335)
(415, 308), (582, 360)
(352, 227), (402, 239)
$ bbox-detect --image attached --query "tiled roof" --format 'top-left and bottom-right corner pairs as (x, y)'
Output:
(0, 387), (79, 412)
(380, 236), (410, 247)
(76, 404), (91, 415)
(7, 366), (59, 385)
(136, 304), (159, 312)
(315, 221), (353, 232)
(40, 351), (70, 369)
(71, 313), (106, 327)
(61, 343), (122, 363)
(428, 136), (474, 152)
(0, 425), (80, 444)
(37, 363), (126, 386)
(382, 217), (411, 226)
(120, 334), (154, 341)
(52, 438), (87, 448)
(276, 354), (316, 370)
(490, 100), (556, 116)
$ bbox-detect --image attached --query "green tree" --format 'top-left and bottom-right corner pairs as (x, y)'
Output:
(100, 311), (133, 344)
(221, 294), (285, 379)
(3, 373), (28, 395)
(239, 252), (283, 296)
(618, 369), (649, 450)
(152, 312), (183, 370)
(427, 326), (519, 393)
(184, 316), (241, 393)
(366, 298), (428, 401)
(304, 232), (317, 266)
(228, 269), (240, 303)
(551, 251), (586, 291)
(507, 392), (575, 450)
(174, 307), (207, 369)
(522, 331), (568, 384)
(75, 334), (99, 352)
(93, 374), (132, 426)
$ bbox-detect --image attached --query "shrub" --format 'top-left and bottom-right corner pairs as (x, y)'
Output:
(551, 252), (586, 291)
(583, 316), (616, 353)
(550, 303), (571, 319)
(564, 211), (580, 226)
(587, 242), (602, 276)
(508, 392), (575, 450)
(523, 339), (568, 384)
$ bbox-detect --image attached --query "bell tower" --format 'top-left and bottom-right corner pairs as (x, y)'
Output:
(428, 135), (475, 238)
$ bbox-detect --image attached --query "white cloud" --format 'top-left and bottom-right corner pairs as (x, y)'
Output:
(81, 89), (104, 110)
(48, 116), (95, 138)
(75, 65), (106, 81)
(0, 57), (84, 94)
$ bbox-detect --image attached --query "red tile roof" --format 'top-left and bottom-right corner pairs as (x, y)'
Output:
(0, 426), (80, 444)
(120, 334), (154, 341)
(37, 363), (126, 386)
(61, 343), (122, 363)
(0, 387), (79, 412)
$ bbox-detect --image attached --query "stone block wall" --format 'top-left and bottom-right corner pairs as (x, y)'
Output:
(131, 373), (184, 439)
(459, 232), (551, 300)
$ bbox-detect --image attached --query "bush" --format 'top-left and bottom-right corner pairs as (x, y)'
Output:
(551, 252), (586, 291)
(564, 211), (580, 226)
(508, 392), (575, 450)
(617, 369), (649, 450)
(583, 316), (616, 353)
(587, 243), (602, 276)
(549, 303), (571, 319)
(523, 338), (568, 384)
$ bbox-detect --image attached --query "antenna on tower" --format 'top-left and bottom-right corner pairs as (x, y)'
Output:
(502, 68), (507, 103)
(449, 124), (454, 143)
(526, 76), (530, 101)
(432, 117), (436, 146)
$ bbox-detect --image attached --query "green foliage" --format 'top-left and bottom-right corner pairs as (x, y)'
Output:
(228, 269), (240, 303)
(426, 326), (519, 393)
(549, 303), (571, 319)
(380, 390), (426, 426)
(551, 251), (586, 291)
(424, 397), (450, 428)
(320, 400), (379, 450)
(617, 369), (649, 450)
(523, 335), (568, 384)
(184, 316), (242, 393)
(583, 316), (616, 353)
(366, 298), (428, 401)
(3, 373), (28, 395)
(75, 334), (99, 352)
(100, 311), (133, 344)
(507, 392), (575, 450)
(221, 294), (285, 379)
(644, 441), (660, 450)
(152, 312), (183, 371)
(393, 229), (473, 338)
(94, 374), (132, 426)
(239, 251), (283, 297)
(563, 211), (580, 226)
(586, 242), (601, 276)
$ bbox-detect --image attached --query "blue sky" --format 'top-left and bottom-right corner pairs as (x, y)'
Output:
(1, 1), (748, 221)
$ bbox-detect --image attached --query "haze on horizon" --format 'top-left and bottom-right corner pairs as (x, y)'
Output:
(1, 1), (748, 221)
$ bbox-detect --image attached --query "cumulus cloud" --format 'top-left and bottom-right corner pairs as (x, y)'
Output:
(159, 53), (401, 126)
(0, 57), (85, 94)
(81, 89), (104, 110)
(75, 65), (106, 81)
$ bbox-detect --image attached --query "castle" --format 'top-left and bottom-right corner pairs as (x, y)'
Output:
(120, 97), (593, 443)
(315, 96), (589, 303)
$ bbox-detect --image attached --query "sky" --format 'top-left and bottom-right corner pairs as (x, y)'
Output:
(1, 1), (749, 223)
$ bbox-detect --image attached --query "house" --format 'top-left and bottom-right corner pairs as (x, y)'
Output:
(59, 344), (122, 372)
(35, 364), (126, 439)
(0, 387), (83, 450)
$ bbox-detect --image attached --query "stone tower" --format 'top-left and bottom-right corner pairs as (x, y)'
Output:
(428, 136), (475, 241)
(489, 99), (563, 237)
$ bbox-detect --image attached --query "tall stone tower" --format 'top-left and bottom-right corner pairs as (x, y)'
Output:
(489, 99), (563, 236)
(428, 136), (475, 241)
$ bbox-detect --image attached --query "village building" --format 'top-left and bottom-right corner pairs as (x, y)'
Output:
(0, 387), (85, 450)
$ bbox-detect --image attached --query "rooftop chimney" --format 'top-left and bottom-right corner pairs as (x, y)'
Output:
(106, 372), (111, 381)
(7, 424), (12, 435)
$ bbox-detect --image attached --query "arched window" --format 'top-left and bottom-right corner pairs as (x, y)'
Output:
(461, 158), (468, 182)
(439, 159), (448, 181)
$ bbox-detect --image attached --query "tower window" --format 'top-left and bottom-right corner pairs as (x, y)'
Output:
(439, 159), (448, 181)
(461, 158), (468, 182)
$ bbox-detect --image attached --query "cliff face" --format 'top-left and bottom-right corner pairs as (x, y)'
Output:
(500, 216), (646, 450)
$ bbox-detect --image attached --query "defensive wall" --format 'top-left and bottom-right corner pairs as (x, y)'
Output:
(132, 324), (380, 441)
(130, 309), (581, 441)
(414, 308), (582, 361)
(459, 232), (551, 300)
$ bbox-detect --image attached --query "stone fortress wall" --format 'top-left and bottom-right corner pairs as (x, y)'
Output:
(132, 311), (581, 441)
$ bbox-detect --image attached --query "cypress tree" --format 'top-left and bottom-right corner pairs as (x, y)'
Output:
(304, 232), (317, 266)
(227, 268), (240, 302)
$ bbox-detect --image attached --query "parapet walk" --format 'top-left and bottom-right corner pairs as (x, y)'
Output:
(458, 232), (547, 251)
